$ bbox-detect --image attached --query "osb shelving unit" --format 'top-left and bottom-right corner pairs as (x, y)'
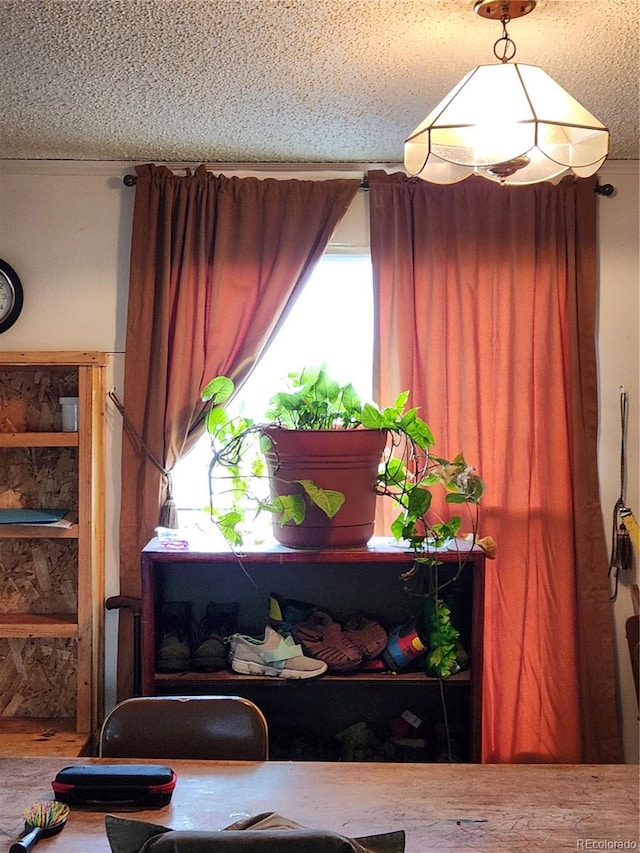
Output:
(0, 352), (106, 752)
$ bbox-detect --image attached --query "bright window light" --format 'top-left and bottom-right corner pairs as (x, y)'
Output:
(172, 254), (373, 527)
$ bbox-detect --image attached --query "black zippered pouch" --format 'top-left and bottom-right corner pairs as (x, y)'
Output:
(52, 764), (177, 810)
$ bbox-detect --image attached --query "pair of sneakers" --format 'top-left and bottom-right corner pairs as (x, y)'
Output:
(270, 593), (388, 673)
(228, 626), (328, 679)
(155, 601), (238, 673)
(192, 602), (239, 672)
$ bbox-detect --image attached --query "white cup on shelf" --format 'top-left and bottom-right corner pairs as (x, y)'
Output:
(60, 397), (79, 432)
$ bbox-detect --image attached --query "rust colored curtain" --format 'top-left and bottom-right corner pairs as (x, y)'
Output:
(368, 169), (621, 763)
(117, 164), (358, 698)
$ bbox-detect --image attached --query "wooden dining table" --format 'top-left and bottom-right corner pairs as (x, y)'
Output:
(0, 757), (637, 852)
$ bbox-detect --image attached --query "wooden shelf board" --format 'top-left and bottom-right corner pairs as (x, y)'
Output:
(0, 523), (78, 540)
(0, 351), (108, 366)
(155, 669), (471, 688)
(0, 613), (78, 638)
(143, 536), (484, 566)
(0, 432), (79, 447)
(0, 718), (89, 756)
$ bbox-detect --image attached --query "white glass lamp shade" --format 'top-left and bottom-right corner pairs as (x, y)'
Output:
(405, 63), (609, 185)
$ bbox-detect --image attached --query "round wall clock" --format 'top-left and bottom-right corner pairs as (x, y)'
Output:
(0, 259), (24, 333)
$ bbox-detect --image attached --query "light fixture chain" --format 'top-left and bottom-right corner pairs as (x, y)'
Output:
(493, 13), (517, 63)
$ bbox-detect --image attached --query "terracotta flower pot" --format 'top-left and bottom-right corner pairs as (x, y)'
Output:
(262, 427), (386, 549)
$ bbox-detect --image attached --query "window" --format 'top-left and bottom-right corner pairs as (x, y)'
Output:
(172, 254), (373, 531)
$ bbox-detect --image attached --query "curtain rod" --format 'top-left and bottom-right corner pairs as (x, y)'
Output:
(123, 173), (371, 190)
(122, 174), (615, 195)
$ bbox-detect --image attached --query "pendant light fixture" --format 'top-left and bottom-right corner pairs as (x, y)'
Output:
(404, 0), (609, 186)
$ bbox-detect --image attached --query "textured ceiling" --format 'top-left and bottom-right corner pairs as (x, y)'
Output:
(1, 0), (638, 163)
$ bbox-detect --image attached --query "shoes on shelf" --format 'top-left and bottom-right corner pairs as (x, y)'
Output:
(270, 593), (388, 672)
(291, 611), (363, 672)
(228, 626), (328, 679)
(337, 611), (388, 661)
(269, 592), (316, 633)
(156, 601), (192, 673)
(192, 601), (239, 672)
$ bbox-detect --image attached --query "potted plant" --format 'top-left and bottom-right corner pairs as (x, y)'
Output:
(201, 366), (485, 676)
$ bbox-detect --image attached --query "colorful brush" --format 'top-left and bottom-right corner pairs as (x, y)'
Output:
(10, 800), (69, 853)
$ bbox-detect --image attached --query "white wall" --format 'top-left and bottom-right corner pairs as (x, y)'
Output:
(0, 161), (132, 716)
(0, 159), (637, 760)
(596, 162), (639, 763)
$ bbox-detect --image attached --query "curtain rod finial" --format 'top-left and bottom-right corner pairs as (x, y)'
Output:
(595, 182), (615, 196)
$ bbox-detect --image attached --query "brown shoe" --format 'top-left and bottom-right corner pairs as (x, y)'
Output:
(339, 611), (388, 660)
(291, 611), (363, 672)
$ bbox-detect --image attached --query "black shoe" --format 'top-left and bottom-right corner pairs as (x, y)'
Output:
(192, 602), (239, 672)
(269, 592), (316, 633)
(156, 601), (192, 673)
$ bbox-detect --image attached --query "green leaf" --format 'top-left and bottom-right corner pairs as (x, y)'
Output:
(297, 479), (345, 518)
(399, 407), (418, 426)
(390, 513), (406, 541)
(259, 433), (275, 454)
(431, 517), (461, 543)
(299, 366), (321, 387)
(272, 494), (306, 525)
(380, 407), (402, 427)
(402, 415), (434, 449)
(213, 509), (244, 546)
(340, 383), (362, 417)
(422, 472), (443, 486)
(204, 405), (229, 433)
(466, 475), (485, 502)
(201, 376), (234, 404)
(379, 457), (406, 487)
(392, 390), (410, 414)
(315, 369), (340, 403)
(360, 403), (386, 428)
(250, 455), (266, 477)
(406, 485), (432, 518)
